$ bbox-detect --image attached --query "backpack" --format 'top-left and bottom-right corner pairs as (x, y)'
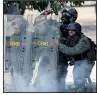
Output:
(86, 37), (96, 61)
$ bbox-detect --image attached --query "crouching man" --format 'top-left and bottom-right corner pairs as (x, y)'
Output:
(59, 22), (95, 92)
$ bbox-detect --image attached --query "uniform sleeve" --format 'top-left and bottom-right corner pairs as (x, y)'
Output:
(59, 37), (90, 55)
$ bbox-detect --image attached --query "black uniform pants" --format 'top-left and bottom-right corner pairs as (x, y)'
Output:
(57, 53), (68, 92)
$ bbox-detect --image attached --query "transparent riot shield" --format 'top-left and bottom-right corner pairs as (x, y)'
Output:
(4, 15), (35, 92)
(4, 14), (60, 92)
(30, 14), (60, 92)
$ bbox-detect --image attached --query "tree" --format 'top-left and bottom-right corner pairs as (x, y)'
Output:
(3, 0), (84, 15)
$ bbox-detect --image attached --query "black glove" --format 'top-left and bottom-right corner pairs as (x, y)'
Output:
(68, 61), (75, 66)
(5, 67), (9, 73)
(67, 57), (75, 66)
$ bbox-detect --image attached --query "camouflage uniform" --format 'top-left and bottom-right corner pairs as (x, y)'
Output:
(59, 22), (95, 92)
(57, 8), (78, 92)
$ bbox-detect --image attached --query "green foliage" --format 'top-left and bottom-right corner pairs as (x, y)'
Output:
(3, 1), (84, 15)
(70, 1), (84, 6)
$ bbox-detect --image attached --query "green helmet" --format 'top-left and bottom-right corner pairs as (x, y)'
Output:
(67, 22), (82, 34)
(68, 8), (78, 22)
(61, 8), (78, 23)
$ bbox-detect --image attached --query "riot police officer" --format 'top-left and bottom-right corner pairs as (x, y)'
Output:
(5, 16), (34, 91)
(59, 22), (95, 92)
(57, 8), (78, 92)
(31, 10), (60, 92)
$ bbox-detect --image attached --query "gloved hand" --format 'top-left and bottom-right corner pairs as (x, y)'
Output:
(41, 9), (52, 15)
(67, 57), (75, 66)
(5, 67), (9, 73)
(68, 61), (75, 66)
(5, 60), (11, 72)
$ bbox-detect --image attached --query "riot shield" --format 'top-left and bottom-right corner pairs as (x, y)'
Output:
(30, 14), (60, 92)
(4, 15), (35, 92)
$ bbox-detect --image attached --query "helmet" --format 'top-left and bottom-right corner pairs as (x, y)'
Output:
(34, 15), (47, 25)
(11, 17), (28, 29)
(67, 22), (82, 34)
(68, 8), (78, 22)
(61, 8), (78, 23)
(11, 17), (28, 34)
(61, 9), (68, 14)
